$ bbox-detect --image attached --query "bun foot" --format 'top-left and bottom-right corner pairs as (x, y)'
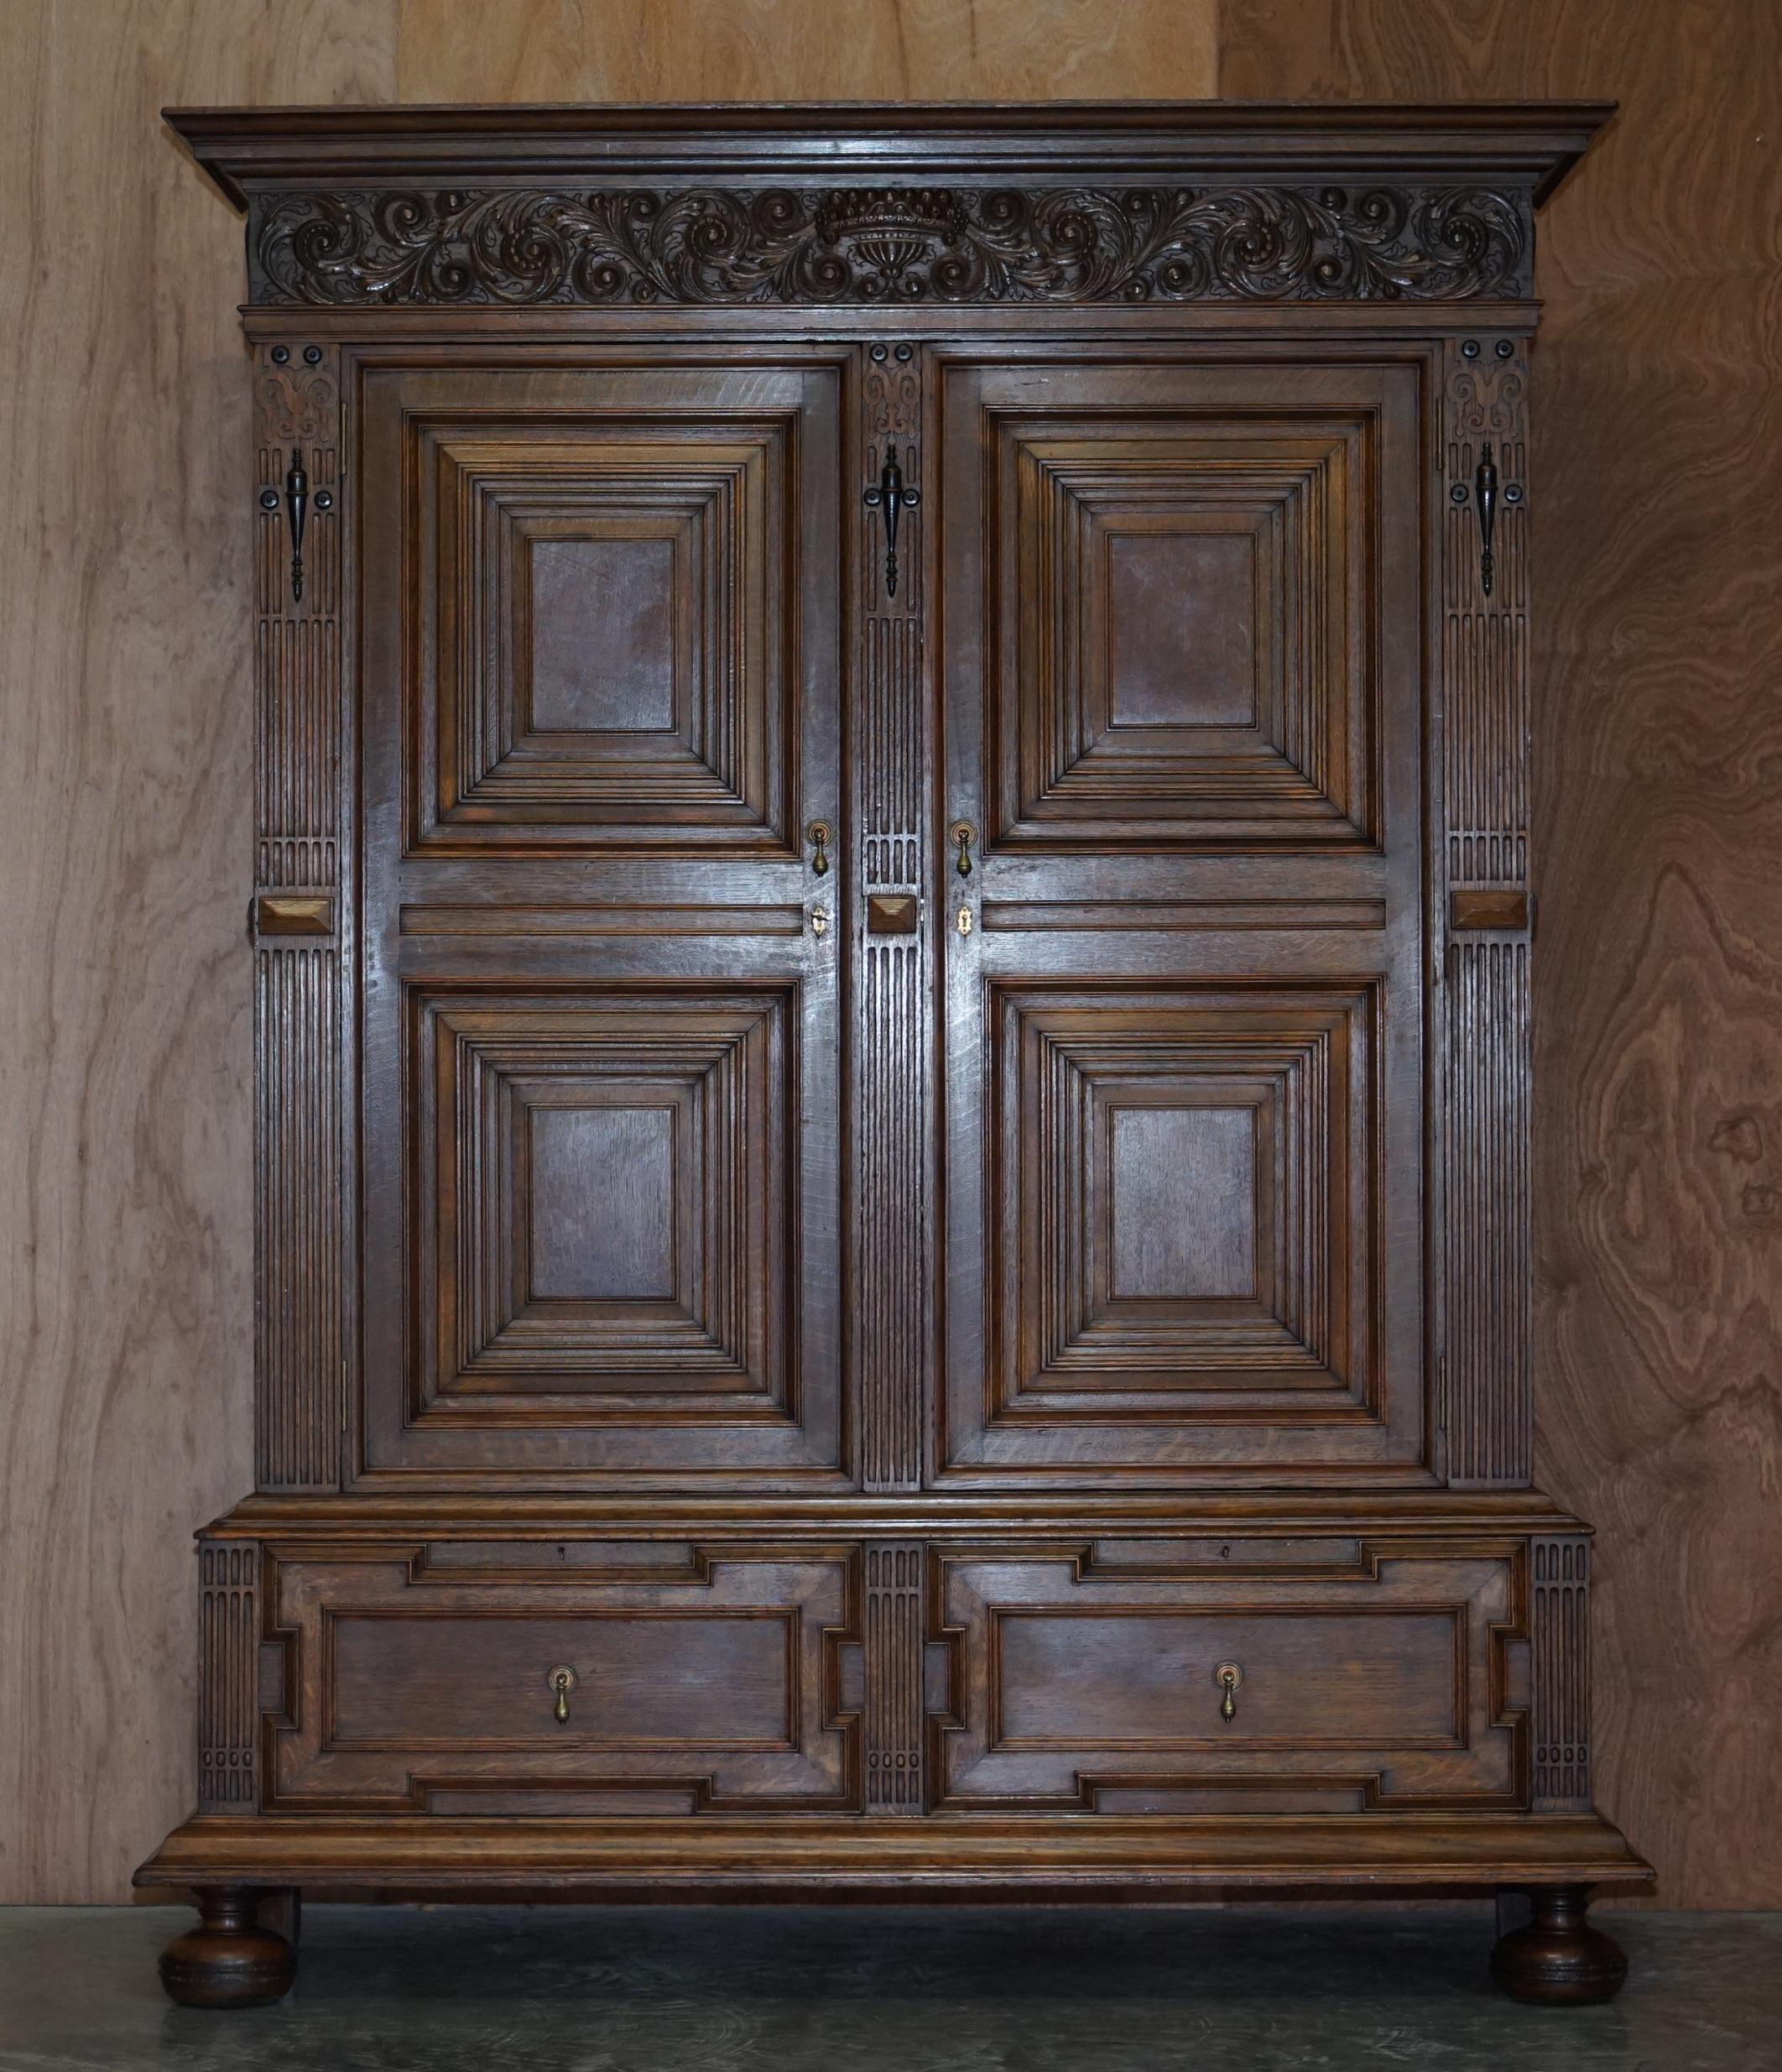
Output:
(159, 1887), (296, 2008)
(1492, 1885), (1628, 2005)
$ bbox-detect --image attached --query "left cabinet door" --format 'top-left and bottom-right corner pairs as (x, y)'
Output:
(355, 354), (847, 1489)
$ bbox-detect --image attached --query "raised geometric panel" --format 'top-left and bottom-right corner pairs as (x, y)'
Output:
(407, 985), (794, 1414)
(987, 415), (1377, 851)
(409, 415), (800, 854)
(986, 980), (1379, 1414)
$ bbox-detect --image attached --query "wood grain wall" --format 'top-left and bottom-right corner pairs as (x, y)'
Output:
(2, 0), (1772, 1908)
(0, 0), (396, 1908)
(1221, 0), (1782, 1917)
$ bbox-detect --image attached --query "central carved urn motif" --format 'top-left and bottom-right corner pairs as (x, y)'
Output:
(814, 187), (967, 292)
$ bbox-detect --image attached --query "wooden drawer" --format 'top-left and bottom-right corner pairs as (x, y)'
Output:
(263, 1542), (861, 1814)
(931, 1539), (1529, 1814)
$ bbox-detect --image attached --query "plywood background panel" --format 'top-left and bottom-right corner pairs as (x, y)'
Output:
(1220, 0), (1782, 1911)
(393, 0), (1218, 102)
(0, 0), (399, 1907)
(3, 0), (1776, 1908)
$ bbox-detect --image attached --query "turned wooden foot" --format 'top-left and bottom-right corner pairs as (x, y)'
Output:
(159, 1887), (295, 2008)
(1491, 1884), (1628, 2005)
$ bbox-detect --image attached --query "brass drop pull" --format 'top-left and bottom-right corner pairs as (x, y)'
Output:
(1216, 1661), (1243, 1724)
(807, 819), (831, 877)
(951, 822), (975, 879)
(548, 1664), (576, 1725)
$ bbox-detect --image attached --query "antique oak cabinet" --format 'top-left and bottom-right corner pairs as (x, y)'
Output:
(145, 102), (1647, 2007)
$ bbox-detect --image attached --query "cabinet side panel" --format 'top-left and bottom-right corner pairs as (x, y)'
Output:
(1441, 335), (1532, 1487)
(253, 345), (345, 1490)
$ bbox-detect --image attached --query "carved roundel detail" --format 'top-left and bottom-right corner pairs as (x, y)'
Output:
(250, 182), (1530, 306)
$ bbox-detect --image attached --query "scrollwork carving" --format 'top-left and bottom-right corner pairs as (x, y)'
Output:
(1448, 356), (1528, 442)
(251, 182), (1530, 306)
(254, 361), (339, 444)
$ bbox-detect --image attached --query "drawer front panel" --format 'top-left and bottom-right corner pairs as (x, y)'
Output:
(331, 1615), (794, 1747)
(934, 1541), (1527, 1814)
(999, 1610), (1459, 1746)
(267, 1542), (859, 1813)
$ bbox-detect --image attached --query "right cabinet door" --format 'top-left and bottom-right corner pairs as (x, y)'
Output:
(937, 352), (1428, 1487)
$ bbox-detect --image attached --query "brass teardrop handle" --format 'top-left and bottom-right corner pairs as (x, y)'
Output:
(548, 1664), (576, 1725)
(1216, 1662), (1243, 1724)
(951, 822), (975, 879)
(807, 820), (831, 877)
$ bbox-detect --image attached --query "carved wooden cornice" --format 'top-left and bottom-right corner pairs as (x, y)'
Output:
(248, 181), (1533, 306)
(169, 102), (1613, 310)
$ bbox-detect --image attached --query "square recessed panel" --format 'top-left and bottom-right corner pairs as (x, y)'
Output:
(528, 536), (677, 735)
(987, 981), (1379, 1412)
(1107, 533), (1258, 729)
(987, 415), (1377, 850)
(529, 1105), (676, 1302)
(408, 987), (795, 1411)
(408, 416), (801, 854)
(1110, 1106), (1257, 1301)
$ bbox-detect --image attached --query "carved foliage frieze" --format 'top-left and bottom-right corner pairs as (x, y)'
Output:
(250, 183), (1531, 306)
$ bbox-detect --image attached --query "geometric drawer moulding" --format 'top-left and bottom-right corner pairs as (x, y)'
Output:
(931, 1545), (1522, 1814)
(407, 413), (801, 855)
(986, 979), (1381, 1418)
(987, 413), (1378, 851)
(263, 1547), (858, 1814)
(405, 984), (795, 1418)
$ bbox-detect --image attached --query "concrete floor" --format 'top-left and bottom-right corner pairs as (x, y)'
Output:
(0, 1904), (1775, 2072)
